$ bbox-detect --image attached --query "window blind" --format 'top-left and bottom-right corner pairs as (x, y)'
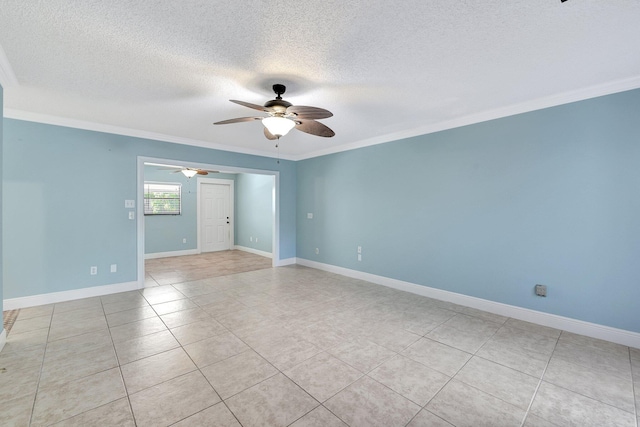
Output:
(144, 182), (181, 215)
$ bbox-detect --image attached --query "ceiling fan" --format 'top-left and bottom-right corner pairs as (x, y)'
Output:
(158, 166), (219, 178)
(214, 84), (335, 139)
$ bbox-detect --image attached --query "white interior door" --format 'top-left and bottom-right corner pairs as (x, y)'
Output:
(201, 183), (230, 252)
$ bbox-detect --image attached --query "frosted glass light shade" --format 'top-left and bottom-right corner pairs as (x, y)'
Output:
(262, 116), (296, 137)
(181, 169), (198, 178)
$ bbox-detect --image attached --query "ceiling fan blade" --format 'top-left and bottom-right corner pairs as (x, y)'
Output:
(213, 117), (262, 125)
(156, 166), (183, 170)
(196, 170), (208, 175)
(229, 100), (274, 113)
(286, 105), (333, 120)
(201, 169), (219, 174)
(171, 170), (183, 173)
(264, 127), (278, 140)
(295, 119), (335, 137)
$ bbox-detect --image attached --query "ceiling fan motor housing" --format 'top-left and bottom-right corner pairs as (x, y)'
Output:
(264, 98), (292, 113)
(264, 84), (291, 113)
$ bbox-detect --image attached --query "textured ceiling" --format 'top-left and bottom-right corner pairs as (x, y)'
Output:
(1, 1), (639, 159)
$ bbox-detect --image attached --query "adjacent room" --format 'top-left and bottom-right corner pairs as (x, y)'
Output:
(1, 2), (639, 426)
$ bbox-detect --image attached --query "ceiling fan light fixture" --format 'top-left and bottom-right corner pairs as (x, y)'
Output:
(262, 116), (296, 138)
(181, 169), (198, 178)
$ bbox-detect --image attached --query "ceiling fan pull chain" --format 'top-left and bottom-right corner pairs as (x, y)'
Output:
(276, 143), (280, 164)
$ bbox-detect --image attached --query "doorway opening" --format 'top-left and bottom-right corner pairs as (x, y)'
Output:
(137, 157), (280, 287)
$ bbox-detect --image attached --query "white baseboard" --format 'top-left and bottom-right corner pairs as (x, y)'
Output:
(234, 245), (273, 259)
(144, 249), (199, 260)
(296, 258), (640, 349)
(0, 329), (6, 353)
(3, 281), (142, 310)
(275, 257), (297, 267)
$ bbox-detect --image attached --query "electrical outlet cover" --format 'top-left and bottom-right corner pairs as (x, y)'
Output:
(535, 284), (547, 297)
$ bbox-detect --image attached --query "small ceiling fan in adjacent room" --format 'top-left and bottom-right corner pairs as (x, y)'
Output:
(157, 166), (219, 178)
(214, 84), (335, 139)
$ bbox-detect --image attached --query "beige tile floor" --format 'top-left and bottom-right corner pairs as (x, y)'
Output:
(145, 250), (273, 287)
(2, 265), (639, 426)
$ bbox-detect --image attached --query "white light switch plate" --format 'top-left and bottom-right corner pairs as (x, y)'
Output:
(307, 213), (313, 219)
(128, 211), (135, 220)
(125, 200), (135, 208)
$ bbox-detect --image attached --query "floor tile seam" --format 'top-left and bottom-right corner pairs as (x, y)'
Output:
(550, 351), (634, 382)
(33, 331), (119, 426)
(37, 359), (120, 391)
(43, 395), (134, 427)
(103, 303), (153, 316)
(166, 401), (237, 427)
(326, 347), (400, 375)
(106, 314), (161, 329)
(29, 313), (55, 427)
(169, 325), (232, 347)
(285, 405), (325, 427)
(519, 336), (561, 427)
(470, 352), (545, 380)
(500, 320), (562, 340)
(363, 368), (445, 409)
(400, 343), (473, 377)
(479, 336), (557, 360)
(0, 378), (39, 403)
(8, 324), (51, 337)
(413, 368), (459, 425)
(11, 312), (52, 326)
(557, 334), (632, 358)
(101, 310), (139, 427)
(445, 311), (506, 327)
(208, 367), (280, 402)
(421, 318), (503, 355)
(537, 378), (637, 415)
(275, 368), (333, 405)
(181, 331), (262, 402)
(548, 351), (636, 384)
(632, 347), (640, 422)
(450, 365), (538, 412)
(124, 364), (200, 399)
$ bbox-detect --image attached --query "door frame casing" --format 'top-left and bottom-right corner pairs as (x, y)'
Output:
(197, 178), (234, 253)
(137, 156), (281, 287)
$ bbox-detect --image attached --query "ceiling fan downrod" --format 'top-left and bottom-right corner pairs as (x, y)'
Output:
(272, 84), (286, 100)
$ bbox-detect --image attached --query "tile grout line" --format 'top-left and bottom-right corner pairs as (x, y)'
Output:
(165, 287), (253, 427)
(103, 296), (139, 427)
(27, 307), (54, 427)
(518, 331), (561, 427)
(630, 348), (639, 427)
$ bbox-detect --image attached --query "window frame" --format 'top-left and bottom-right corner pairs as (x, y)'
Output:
(143, 181), (182, 216)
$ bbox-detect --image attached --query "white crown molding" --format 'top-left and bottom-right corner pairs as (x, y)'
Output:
(3, 281), (142, 310)
(294, 76), (640, 161)
(3, 109), (298, 161)
(4, 76), (640, 162)
(0, 43), (19, 88)
(144, 249), (199, 260)
(296, 258), (640, 349)
(234, 245), (273, 259)
(0, 329), (6, 353)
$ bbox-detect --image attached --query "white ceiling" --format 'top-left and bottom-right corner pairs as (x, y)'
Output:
(1, 1), (639, 160)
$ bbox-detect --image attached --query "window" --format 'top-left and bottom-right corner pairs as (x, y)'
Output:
(144, 182), (181, 215)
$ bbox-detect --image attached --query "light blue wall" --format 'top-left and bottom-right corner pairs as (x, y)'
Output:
(143, 165), (236, 254)
(3, 120), (296, 299)
(235, 173), (273, 253)
(297, 89), (640, 333)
